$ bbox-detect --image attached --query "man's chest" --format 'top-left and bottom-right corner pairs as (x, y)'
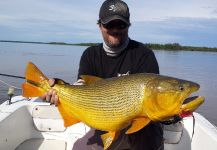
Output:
(93, 53), (135, 78)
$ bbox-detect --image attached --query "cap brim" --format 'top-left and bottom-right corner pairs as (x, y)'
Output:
(101, 15), (130, 25)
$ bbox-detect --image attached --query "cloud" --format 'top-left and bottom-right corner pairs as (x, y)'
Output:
(1, 0), (217, 27)
(213, 9), (217, 14)
(0, 0), (102, 42)
(0, 0), (217, 47)
(125, 0), (217, 21)
(129, 17), (217, 47)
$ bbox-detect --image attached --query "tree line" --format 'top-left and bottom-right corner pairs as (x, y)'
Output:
(1, 40), (217, 52)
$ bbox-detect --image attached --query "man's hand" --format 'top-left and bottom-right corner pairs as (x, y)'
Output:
(40, 79), (59, 106)
(40, 78), (85, 106)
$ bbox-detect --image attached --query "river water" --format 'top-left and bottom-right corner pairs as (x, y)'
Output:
(0, 42), (217, 126)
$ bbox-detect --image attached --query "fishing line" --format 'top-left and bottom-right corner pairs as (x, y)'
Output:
(0, 79), (22, 90)
(191, 114), (196, 142)
(0, 73), (23, 90)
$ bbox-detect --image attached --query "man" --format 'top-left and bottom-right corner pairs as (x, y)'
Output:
(44, 0), (163, 149)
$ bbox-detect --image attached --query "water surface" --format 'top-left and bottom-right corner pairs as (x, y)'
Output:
(0, 42), (217, 126)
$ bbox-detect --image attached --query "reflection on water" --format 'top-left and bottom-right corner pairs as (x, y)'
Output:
(0, 42), (217, 126)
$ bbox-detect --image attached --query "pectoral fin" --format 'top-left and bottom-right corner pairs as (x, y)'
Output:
(101, 131), (119, 150)
(58, 103), (80, 127)
(126, 117), (151, 134)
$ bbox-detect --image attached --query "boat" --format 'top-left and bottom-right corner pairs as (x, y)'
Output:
(0, 95), (217, 150)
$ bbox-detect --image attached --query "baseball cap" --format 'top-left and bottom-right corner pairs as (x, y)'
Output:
(99, 0), (130, 25)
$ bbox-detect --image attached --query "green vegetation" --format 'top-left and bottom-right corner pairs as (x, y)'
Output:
(48, 42), (99, 47)
(71, 43), (100, 46)
(0, 40), (47, 45)
(1, 40), (217, 52)
(144, 43), (217, 52)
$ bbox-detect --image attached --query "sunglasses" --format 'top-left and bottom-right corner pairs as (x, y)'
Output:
(102, 21), (129, 30)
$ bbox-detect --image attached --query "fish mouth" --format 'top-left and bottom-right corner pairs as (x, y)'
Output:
(179, 96), (205, 118)
(160, 96), (204, 125)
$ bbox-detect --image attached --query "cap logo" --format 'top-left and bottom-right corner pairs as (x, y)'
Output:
(109, 5), (117, 12)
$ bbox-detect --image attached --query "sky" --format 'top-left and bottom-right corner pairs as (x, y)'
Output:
(0, 0), (217, 47)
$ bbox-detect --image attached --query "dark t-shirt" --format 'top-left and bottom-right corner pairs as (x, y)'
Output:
(78, 40), (159, 78)
(74, 39), (163, 150)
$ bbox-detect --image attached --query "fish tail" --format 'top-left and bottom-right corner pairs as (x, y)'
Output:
(22, 62), (49, 97)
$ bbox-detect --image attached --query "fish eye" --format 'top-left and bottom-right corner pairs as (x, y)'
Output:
(179, 85), (184, 91)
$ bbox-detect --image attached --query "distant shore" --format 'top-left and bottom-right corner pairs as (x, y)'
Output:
(1, 40), (217, 52)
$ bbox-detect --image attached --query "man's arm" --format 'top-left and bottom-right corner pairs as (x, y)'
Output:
(78, 48), (94, 78)
(136, 50), (159, 74)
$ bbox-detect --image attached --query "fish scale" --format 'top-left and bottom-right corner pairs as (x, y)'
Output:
(49, 78), (145, 129)
(55, 83), (143, 119)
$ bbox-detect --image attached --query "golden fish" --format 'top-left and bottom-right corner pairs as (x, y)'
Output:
(22, 62), (204, 149)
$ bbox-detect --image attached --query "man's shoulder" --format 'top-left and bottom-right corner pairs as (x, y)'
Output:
(128, 39), (153, 54)
(85, 43), (103, 52)
(83, 43), (102, 56)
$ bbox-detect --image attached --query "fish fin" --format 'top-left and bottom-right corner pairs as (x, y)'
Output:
(80, 75), (102, 85)
(55, 78), (67, 85)
(126, 117), (151, 134)
(25, 61), (48, 82)
(22, 62), (49, 97)
(101, 131), (118, 150)
(22, 82), (45, 97)
(58, 103), (80, 127)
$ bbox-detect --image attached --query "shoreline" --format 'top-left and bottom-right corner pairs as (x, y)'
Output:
(1, 40), (217, 52)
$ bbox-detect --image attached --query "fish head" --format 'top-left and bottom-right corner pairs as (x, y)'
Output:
(143, 76), (204, 121)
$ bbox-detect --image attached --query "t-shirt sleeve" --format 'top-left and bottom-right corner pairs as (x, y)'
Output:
(77, 49), (92, 78)
(136, 50), (159, 74)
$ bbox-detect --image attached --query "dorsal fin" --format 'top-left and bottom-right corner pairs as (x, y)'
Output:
(80, 75), (102, 85)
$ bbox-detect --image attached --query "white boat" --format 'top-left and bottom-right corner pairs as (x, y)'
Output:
(0, 96), (217, 150)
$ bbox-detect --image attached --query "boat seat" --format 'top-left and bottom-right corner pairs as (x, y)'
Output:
(32, 105), (66, 132)
(16, 139), (66, 150)
(15, 105), (67, 150)
(163, 121), (183, 144)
